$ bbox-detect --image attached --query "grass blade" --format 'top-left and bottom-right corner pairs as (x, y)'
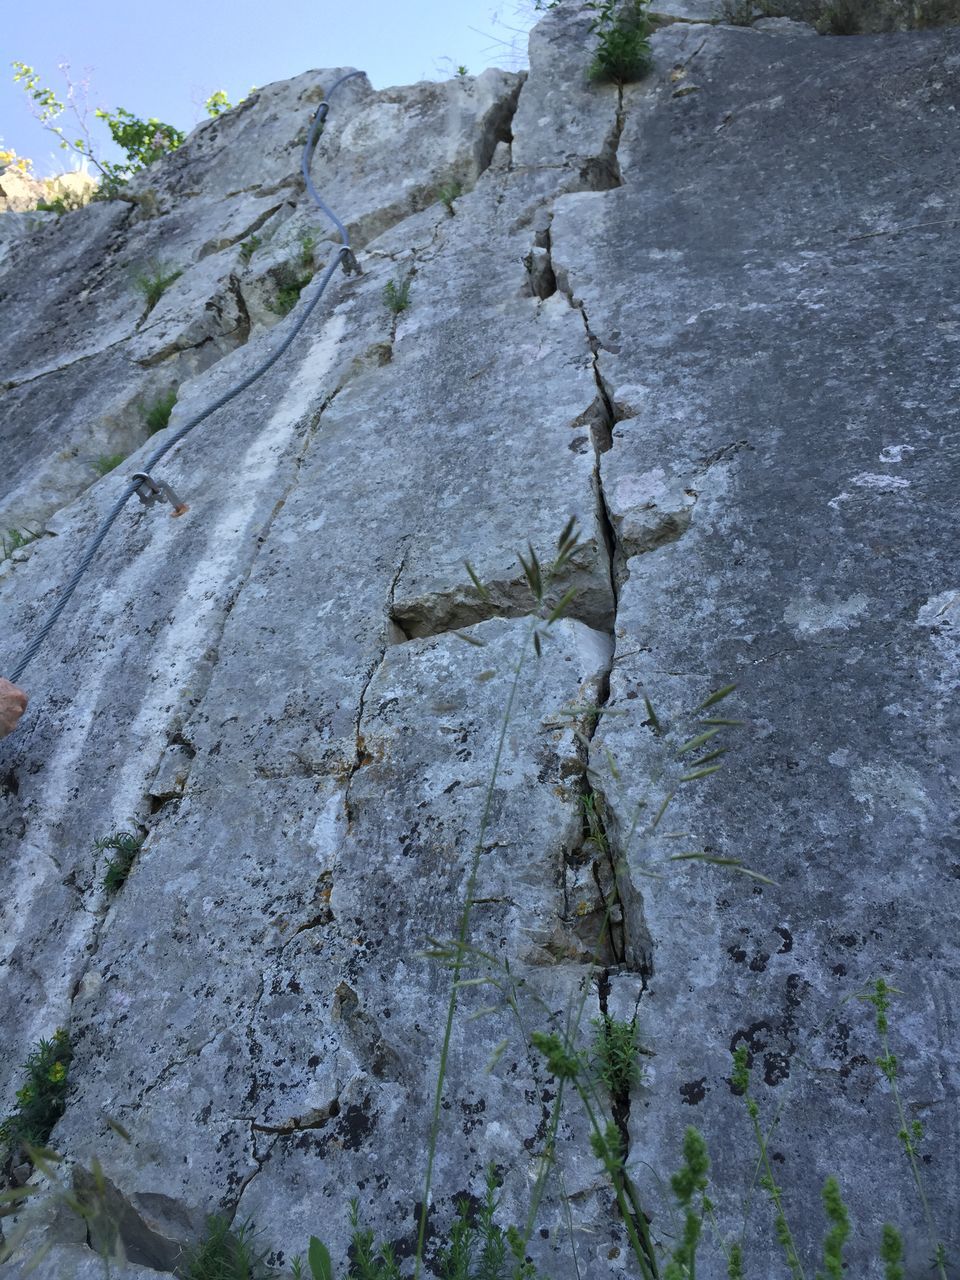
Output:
(670, 853), (778, 885)
(676, 727), (722, 756)
(547, 585), (579, 624)
(697, 683), (737, 710)
(679, 764), (723, 782)
(464, 560), (490, 601)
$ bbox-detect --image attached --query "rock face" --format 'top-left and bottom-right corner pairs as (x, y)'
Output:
(1, 8), (959, 1279)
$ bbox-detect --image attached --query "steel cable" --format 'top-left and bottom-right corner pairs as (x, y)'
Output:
(10, 70), (366, 684)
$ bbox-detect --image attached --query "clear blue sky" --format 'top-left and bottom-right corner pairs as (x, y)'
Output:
(2, 0), (540, 175)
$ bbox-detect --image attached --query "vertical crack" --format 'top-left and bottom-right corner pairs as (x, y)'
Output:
(580, 85), (626, 192)
(579, 301), (622, 609)
(228, 1121), (279, 1219)
(345, 544), (410, 816)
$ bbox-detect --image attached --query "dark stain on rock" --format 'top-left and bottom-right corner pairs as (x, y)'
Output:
(680, 1076), (708, 1106)
(338, 1099), (376, 1151)
(460, 1096), (486, 1135)
(763, 1050), (791, 1087)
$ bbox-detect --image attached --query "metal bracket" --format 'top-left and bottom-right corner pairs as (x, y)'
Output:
(339, 246), (361, 277)
(131, 472), (189, 517)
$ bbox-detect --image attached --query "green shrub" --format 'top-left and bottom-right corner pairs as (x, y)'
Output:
(91, 453), (127, 477)
(436, 179), (463, 213)
(591, 1015), (646, 1095)
(142, 388), (178, 434)
(268, 232), (318, 316)
(1, 526), (41, 560)
(383, 277), (412, 314)
(182, 1215), (271, 1280)
(96, 830), (144, 893)
(587, 0), (653, 82)
(239, 234), (262, 263)
(132, 261), (183, 310)
(0, 1030), (72, 1157)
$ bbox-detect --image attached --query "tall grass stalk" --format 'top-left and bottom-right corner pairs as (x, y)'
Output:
(415, 523), (585, 1279)
(859, 980), (949, 1280)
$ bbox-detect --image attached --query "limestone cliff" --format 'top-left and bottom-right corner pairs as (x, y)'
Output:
(1, 5), (958, 1277)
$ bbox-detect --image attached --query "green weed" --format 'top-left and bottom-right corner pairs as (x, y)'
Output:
(383, 277), (412, 314)
(239, 234), (262, 263)
(269, 234), (317, 316)
(132, 261), (183, 310)
(437, 1170), (545, 1280)
(436, 180), (463, 214)
(0, 1030), (72, 1159)
(182, 1215), (271, 1280)
(96, 830), (144, 893)
(664, 1127), (712, 1280)
(591, 1015), (646, 1095)
(587, 0), (653, 84)
(91, 453), (127, 476)
(857, 979), (949, 1279)
(205, 90), (233, 118)
(1, 526), (41, 560)
(142, 388), (178, 434)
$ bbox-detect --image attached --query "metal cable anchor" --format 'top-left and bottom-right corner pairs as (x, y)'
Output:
(132, 472), (189, 517)
(339, 246), (361, 276)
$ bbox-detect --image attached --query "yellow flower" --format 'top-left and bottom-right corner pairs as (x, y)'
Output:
(48, 1061), (67, 1084)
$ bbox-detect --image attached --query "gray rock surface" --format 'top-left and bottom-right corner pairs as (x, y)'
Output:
(2, 6), (958, 1278)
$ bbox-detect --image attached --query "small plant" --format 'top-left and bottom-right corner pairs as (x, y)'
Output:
(436, 179), (463, 214)
(306, 1177), (541, 1280)
(586, 0), (653, 83)
(857, 979), (950, 1279)
(817, 1176), (851, 1280)
(591, 1015), (645, 1095)
(96, 830), (144, 892)
(299, 229), (317, 266)
(664, 1127), (712, 1280)
(268, 234), (317, 316)
(731, 1044), (805, 1279)
(271, 263), (312, 316)
(133, 261), (183, 310)
(1, 526), (41, 560)
(181, 1214), (271, 1280)
(142, 388), (178, 434)
(238, 234), (262, 263)
(438, 1170), (545, 1280)
(204, 90), (233, 118)
(91, 453), (127, 477)
(383, 276), (412, 314)
(0, 1029), (72, 1158)
(456, 65), (469, 77)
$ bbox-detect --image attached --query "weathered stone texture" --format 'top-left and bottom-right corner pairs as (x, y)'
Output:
(2, 5), (959, 1277)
